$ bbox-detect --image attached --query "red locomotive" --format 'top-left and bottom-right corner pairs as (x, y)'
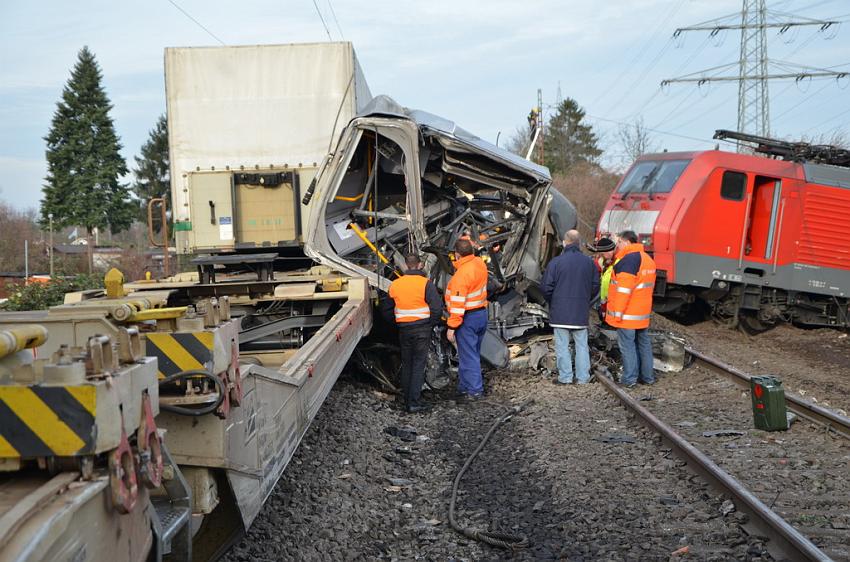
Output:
(598, 130), (850, 332)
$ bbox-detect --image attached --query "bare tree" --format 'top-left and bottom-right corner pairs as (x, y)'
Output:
(551, 162), (622, 241)
(617, 117), (658, 167)
(505, 124), (534, 158)
(801, 130), (849, 148)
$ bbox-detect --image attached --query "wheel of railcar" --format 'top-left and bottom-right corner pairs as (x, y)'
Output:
(738, 312), (774, 335)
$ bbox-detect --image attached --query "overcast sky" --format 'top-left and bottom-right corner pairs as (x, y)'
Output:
(1, 0), (848, 210)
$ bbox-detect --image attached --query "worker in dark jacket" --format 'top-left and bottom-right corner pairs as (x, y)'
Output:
(380, 254), (443, 412)
(541, 230), (600, 384)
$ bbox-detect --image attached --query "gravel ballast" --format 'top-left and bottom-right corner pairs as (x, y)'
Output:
(224, 369), (768, 561)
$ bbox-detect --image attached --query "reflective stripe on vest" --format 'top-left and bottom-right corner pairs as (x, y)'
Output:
(623, 313), (651, 321)
(389, 274), (431, 324)
(445, 255), (489, 328)
(605, 244), (657, 329)
(394, 306), (430, 320)
(608, 311), (651, 321)
(618, 282), (654, 295)
(467, 287), (485, 298)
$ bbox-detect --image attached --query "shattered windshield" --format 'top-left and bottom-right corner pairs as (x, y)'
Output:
(617, 159), (690, 194)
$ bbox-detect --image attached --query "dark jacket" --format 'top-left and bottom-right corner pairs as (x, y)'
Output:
(541, 243), (600, 328)
(379, 269), (443, 329)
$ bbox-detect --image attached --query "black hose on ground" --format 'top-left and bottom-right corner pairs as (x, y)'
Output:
(159, 369), (225, 417)
(448, 400), (533, 550)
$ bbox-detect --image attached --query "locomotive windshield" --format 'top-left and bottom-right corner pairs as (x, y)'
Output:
(617, 159), (690, 194)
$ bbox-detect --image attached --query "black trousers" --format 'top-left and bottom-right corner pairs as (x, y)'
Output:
(398, 324), (431, 407)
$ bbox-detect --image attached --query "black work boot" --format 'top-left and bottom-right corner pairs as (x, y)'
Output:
(406, 402), (433, 414)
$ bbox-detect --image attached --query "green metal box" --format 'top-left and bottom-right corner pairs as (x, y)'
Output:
(750, 375), (787, 431)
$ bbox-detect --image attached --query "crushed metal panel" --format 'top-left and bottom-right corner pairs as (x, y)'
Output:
(304, 95), (556, 289)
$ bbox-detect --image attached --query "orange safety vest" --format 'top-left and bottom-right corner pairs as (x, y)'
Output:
(605, 243), (656, 329)
(445, 255), (488, 329)
(388, 274), (431, 323)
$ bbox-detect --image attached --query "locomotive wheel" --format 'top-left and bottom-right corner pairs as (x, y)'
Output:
(738, 313), (773, 335)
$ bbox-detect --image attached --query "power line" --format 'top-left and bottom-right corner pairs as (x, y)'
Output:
(665, 77), (796, 134)
(663, 1), (844, 142)
(311, 0), (333, 40)
(165, 0), (226, 45)
(595, 0), (687, 109)
(651, 88), (700, 130)
(326, 0), (345, 39)
(772, 80), (832, 120)
(802, 105), (850, 133)
(608, 37), (676, 117)
(666, 92), (737, 132)
(585, 112), (718, 146)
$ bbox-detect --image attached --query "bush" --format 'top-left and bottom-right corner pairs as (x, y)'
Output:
(551, 163), (622, 241)
(2, 275), (103, 311)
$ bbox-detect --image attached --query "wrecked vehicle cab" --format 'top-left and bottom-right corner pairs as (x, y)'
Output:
(304, 96), (576, 375)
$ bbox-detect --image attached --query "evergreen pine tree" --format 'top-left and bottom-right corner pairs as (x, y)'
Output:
(543, 98), (602, 175)
(40, 46), (134, 257)
(132, 114), (170, 230)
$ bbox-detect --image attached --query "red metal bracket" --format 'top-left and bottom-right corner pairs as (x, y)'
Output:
(136, 393), (164, 489)
(109, 428), (138, 514)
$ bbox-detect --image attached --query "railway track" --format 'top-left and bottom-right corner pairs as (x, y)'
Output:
(598, 348), (850, 561)
(686, 347), (850, 441)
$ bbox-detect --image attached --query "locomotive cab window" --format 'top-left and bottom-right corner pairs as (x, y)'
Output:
(617, 159), (691, 195)
(720, 171), (747, 201)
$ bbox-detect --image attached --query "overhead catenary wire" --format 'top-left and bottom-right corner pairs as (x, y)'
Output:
(311, 0), (333, 40)
(623, 31), (732, 121)
(665, 92), (737, 133)
(802, 105), (850, 135)
(772, 80), (833, 121)
(651, 87), (700, 131)
(595, 0), (687, 110)
(585, 112), (719, 146)
(326, 0), (345, 40)
(165, 0), (226, 45)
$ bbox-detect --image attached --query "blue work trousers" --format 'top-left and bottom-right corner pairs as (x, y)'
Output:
(617, 328), (655, 386)
(553, 327), (590, 384)
(456, 308), (487, 396)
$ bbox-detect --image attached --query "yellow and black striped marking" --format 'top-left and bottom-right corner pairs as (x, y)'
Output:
(0, 385), (96, 458)
(145, 332), (215, 378)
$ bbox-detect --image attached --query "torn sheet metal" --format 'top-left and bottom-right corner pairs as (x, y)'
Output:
(303, 94), (577, 381)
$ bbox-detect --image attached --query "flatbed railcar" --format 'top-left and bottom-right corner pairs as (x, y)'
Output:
(598, 130), (850, 332)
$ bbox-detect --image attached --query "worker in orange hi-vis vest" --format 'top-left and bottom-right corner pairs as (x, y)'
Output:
(380, 253), (443, 413)
(605, 230), (657, 388)
(445, 238), (489, 401)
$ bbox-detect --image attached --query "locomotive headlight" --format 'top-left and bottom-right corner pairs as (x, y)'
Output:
(641, 235), (652, 249)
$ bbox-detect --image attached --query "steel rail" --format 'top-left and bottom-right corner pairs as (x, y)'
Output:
(685, 346), (850, 441)
(596, 374), (831, 562)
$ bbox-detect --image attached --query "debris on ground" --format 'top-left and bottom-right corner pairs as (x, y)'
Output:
(702, 429), (746, 438)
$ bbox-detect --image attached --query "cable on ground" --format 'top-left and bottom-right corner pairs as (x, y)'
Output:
(448, 399), (534, 550)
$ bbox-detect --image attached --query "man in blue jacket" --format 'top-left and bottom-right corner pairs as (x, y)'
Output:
(541, 230), (600, 384)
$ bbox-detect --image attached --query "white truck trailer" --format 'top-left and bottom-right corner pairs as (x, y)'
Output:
(165, 42), (372, 254)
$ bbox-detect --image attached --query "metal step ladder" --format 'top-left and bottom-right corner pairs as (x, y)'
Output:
(149, 442), (192, 561)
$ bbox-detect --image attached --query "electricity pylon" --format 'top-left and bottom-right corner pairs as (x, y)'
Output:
(661, 1), (843, 148)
